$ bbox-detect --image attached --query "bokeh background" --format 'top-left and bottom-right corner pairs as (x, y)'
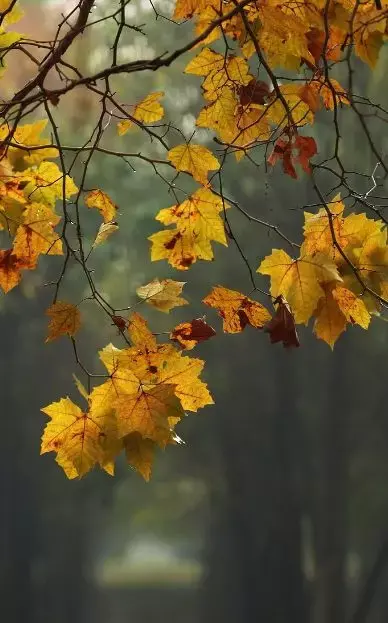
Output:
(1, 1), (388, 622)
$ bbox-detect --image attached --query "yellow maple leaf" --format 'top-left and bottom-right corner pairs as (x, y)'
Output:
(185, 47), (225, 77)
(332, 285), (371, 329)
(41, 397), (117, 479)
(0, 249), (22, 292)
(203, 285), (271, 333)
(149, 228), (214, 270)
(258, 249), (342, 324)
(114, 384), (184, 441)
(149, 187), (228, 270)
(117, 92), (164, 135)
(85, 189), (117, 223)
(313, 282), (347, 348)
(168, 143), (220, 185)
(21, 161), (77, 208)
(0, 120), (58, 168)
(127, 311), (158, 349)
(124, 432), (156, 481)
(173, 0), (208, 20)
(136, 278), (188, 313)
(303, 193), (347, 258)
(0, 0), (23, 25)
(12, 202), (62, 268)
(156, 344), (214, 411)
(45, 301), (81, 343)
(267, 85), (314, 128)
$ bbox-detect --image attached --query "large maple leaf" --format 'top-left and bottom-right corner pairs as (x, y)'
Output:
(258, 249), (342, 324)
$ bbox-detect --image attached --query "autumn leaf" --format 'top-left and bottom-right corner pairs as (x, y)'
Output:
(332, 286), (371, 329)
(136, 278), (188, 313)
(0, 249), (22, 292)
(85, 189), (117, 223)
(45, 301), (81, 343)
(127, 311), (157, 350)
(168, 143), (220, 185)
(170, 317), (216, 350)
(41, 397), (118, 479)
(258, 249), (342, 324)
(124, 433), (156, 481)
(21, 161), (77, 208)
(12, 202), (62, 268)
(149, 187), (229, 270)
(265, 295), (300, 348)
(313, 283), (347, 348)
(114, 384), (185, 441)
(117, 91), (164, 135)
(203, 285), (271, 333)
(92, 221), (119, 248)
(268, 134), (317, 178)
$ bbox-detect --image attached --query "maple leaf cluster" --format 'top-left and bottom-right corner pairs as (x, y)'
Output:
(41, 311), (213, 480)
(259, 195), (388, 348)
(0, 0), (387, 480)
(0, 121), (77, 293)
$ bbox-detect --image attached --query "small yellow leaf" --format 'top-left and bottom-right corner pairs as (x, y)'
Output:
(92, 220), (119, 247)
(136, 278), (188, 313)
(332, 286), (371, 329)
(117, 92), (164, 135)
(85, 189), (117, 223)
(168, 143), (220, 185)
(45, 301), (81, 342)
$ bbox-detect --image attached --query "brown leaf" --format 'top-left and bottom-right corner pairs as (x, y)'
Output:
(265, 295), (300, 348)
(170, 318), (216, 350)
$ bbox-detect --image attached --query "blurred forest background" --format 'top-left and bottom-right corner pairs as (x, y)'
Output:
(1, 1), (388, 622)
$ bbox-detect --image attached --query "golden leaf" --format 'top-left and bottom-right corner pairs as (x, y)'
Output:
(332, 286), (371, 329)
(124, 433), (156, 481)
(149, 187), (228, 270)
(313, 282), (347, 348)
(117, 92), (164, 135)
(45, 301), (81, 343)
(92, 221), (119, 247)
(21, 161), (77, 208)
(136, 278), (188, 313)
(41, 397), (117, 479)
(258, 249), (342, 324)
(168, 143), (220, 185)
(0, 249), (22, 293)
(85, 189), (117, 223)
(203, 285), (271, 333)
(12, 202), (62, 268)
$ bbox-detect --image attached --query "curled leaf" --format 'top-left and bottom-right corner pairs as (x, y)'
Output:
(136, 278), (188, 313)
(92, 220), (119, 248)
(170, 318), (216, 350)
(265, 295), (300, 348)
